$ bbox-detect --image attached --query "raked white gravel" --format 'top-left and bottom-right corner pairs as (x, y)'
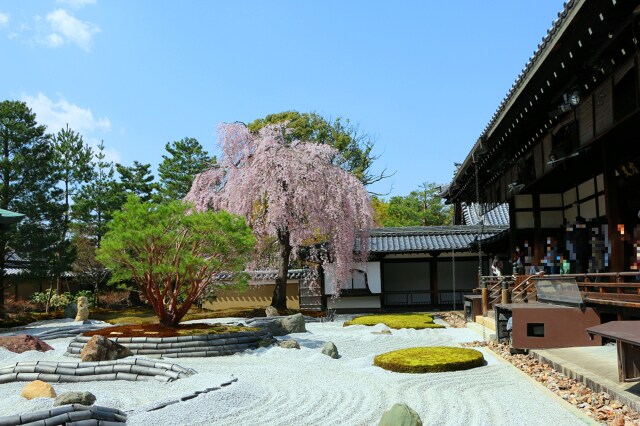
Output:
(0, 318), (590, 425)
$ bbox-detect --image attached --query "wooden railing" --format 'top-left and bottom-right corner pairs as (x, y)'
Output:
(477, 271), (640, 312)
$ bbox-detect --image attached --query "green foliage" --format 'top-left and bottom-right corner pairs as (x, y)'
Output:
(115, 161), (159, 204)
(343, 313), (445, 329)
(0, 100), (60, 314)
(158, 137), (214, 200)
(73, 141), (121, 246)
(97, 196), (255, 326)
(247, 111), (385, 186)
(31, 290), (95, 311)
(373, 183), (452, 227)
(374, 346), (485, 373)
(50, 124), (95, 293)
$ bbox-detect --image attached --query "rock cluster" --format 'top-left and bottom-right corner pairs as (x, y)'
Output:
(465, 340), (640, 425)
(439, 312), (466, 328)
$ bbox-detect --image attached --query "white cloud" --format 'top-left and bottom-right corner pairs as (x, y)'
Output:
(46, 33), (64, 47)
(56, 0), (96, 8)
(46, 9), (100, 51)
(0, 12), (9, 26)
(22, 92), (119, 162)
(22, 92), (111, 134)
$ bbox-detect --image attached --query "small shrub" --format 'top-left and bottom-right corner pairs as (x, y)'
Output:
(374, 346), (484, 373)
(31, 290), (95, 311)
(343, 313), (445, 329)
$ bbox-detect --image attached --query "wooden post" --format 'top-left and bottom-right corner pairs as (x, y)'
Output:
(481, 277), (488, 316)
(501, 277), (509, 305)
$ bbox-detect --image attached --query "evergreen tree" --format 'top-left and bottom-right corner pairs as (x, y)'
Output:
(115, 161), (158, 205)
(73, 141), (120, 247)
(158, 137), (213, 201)
(0, 100), (58, 316)
(248, 111), (388, 187)
(50, 125), (94, 294)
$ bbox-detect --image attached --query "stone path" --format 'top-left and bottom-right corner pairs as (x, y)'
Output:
(0, 358), (195, 383)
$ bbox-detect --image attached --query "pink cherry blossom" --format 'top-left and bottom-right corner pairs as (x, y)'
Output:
(185, 122), (373, 308)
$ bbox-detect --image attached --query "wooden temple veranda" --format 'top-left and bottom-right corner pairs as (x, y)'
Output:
(440, 0), (640, 350)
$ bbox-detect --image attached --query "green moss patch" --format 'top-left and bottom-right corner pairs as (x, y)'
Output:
(374, 346), (485, 373)
(343, 313), (445, 329)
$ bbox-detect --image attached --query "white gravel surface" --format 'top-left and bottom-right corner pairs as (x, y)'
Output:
(0, 317), (591, 425)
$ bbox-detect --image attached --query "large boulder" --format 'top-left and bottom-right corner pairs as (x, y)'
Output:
(80, 335), (133, 362)
(54, 391), (96, 407)
(64, 302), (77, 319)
(21, 380), (56, 400)
(0, 334), (54, 353)
(265, 306), (279, 317)
(321, 341), (339, 359)
(280, 313), (306, 334)
(379, 403), (422, 426)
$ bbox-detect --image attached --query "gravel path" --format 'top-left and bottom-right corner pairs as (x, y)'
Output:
(0, 319), (591, 425)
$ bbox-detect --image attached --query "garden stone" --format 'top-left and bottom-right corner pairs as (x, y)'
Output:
(379, 403), (422, 426)
(265, 305), (279, 317)
(0, 334), (53, 353)
(280, 313), (306, 334)
(64, 302), (77, 319)
(54, 391), (96, 406)
(258, 319), (287, 336)
(278, 339), (300, 349)
(321, 341), (339, 359)
(75, 296), (90, 321)
(21, 380), (56, 400)
(80, 335), (133, 362)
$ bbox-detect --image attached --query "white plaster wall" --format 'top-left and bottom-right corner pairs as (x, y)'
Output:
(323, 261), (382, 294)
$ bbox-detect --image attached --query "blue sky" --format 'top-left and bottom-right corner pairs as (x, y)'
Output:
(1, 1), (562, 197)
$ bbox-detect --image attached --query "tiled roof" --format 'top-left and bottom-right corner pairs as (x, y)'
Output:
(369, 225), (508, 253)
(462, 203), (510, 226)
(215, 269), (307, 282)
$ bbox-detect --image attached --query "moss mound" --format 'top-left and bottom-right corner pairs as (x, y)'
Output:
(374, 346), (484, 373)
(343, 313), (445, 329)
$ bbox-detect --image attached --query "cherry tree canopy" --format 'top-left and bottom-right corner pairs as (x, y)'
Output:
(185, 122), (373, 308)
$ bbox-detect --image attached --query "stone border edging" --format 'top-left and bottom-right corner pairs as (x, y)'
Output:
(0, 358), (195, 384)
(65, 328), (271, 358)
(0, 404), (126, 425)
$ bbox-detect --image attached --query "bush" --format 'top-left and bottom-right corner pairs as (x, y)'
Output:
(31, 290), (95, 311)
(343, 313), (445, 329)
(374, 346), (485, 373)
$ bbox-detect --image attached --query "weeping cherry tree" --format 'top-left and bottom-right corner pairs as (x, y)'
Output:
(185, 122), (374, 310)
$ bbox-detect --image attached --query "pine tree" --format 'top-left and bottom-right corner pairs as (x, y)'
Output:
(158, 137), (213, 201)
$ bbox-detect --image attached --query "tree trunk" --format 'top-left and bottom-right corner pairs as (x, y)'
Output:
(271, 230), (291, 311)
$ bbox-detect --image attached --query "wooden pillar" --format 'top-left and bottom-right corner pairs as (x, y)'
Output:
(532, 192), (544, 267)
(602, 144), (624, 271)
(480, 277), (488, 316)
(501, 277), (509, 305)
